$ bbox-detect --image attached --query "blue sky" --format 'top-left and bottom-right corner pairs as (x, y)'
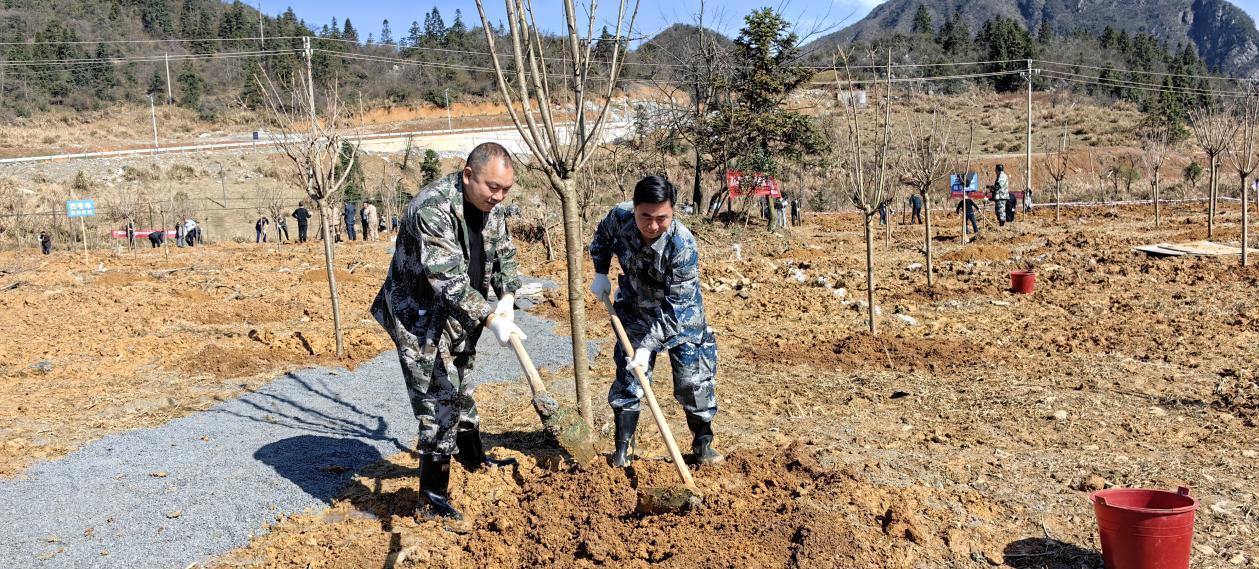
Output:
(274, 0), (1259, 44)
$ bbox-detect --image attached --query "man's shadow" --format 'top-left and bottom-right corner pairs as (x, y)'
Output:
(1003, 536), (1103, 569)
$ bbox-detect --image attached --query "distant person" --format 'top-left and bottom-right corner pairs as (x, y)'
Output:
(175, 221), (185, 248)
(956, 196), (980, 240)
(183, 219), (199, 247)
(343, 202), (357, 241)
(148, 229), (165, 248)
(125, 220), (136, 249)
(991, 164), (1010, 226)
(791, 198), (801, 226)
(39, 231), (52, 255)
(276, 215), (289, 243)
(775, 194), (788, 228)
(391, 214), (399, 231)
(292, 203), (311, 243)
(1023, 187), (1034, 213)
(255, 216), (270, 243)
(362, 201), (379, 241)
(1006, 191), (1017, 223)
(878, 202), (888, 226)
(909, 193), (924, 224)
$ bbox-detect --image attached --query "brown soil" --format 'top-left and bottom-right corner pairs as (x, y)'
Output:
(941, 244), (1011, 262)
(832, 332), (988, 373)
(0, 241), (394, 476)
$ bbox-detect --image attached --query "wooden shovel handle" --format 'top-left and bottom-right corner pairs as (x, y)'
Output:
(508, 334), (548, 398)
(600, 298), (698, 491)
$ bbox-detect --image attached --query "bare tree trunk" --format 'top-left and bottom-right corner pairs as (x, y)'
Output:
(1244, 177), (1250, 266)
(924, 194), (933, 287)
(865, 215), (876, 335)
(319, 202), (345, 357)
(1055, 179), (1062, 222)
(542, 225), (555, 261)
(558, 177), (592, 427)
(1208, 157), (1217, 238)
(1154, 174), (1161, 228)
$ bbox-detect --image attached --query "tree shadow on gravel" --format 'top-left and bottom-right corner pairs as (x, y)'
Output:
(1003, 536), (1103, 569)
(255, 435), (386, 504)
(217, 371), (410, 454)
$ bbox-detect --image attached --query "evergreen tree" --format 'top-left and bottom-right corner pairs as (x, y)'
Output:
(90, 43), (119, 98)
(593, 26), (615, 61)
(336, 141), (366, 202)
(423, 7), (446, 47)
(176, 62), (204, 108)
(139, 0), (174, 36)
(1037, 20), (1053, 44)
(148, 68), (167, 98)
(447, 9), (466, 49)
(404, 20), (422, 53)
(421, 149), (441, 185)
(977, 16), (1034, 92)
(380, 19), (394, 45)
(343, 18), (359, 44)
(936, 12), (971, 56)
(911, 5), (932, 35)
(240, 60), (265, 109)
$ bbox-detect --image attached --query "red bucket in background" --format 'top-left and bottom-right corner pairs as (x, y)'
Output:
(1010, 271), (1037, 294)
(1090, 487), (1199, 569)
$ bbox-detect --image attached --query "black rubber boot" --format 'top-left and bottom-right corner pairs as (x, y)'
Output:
(686, 415), (724, 465)
(455, 428), (518, 472)
(609, 410), (640, 467)
(418, 455), (463, 521)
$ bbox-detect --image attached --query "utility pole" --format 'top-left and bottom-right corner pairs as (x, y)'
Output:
(1026, 59), (1033, 201)
(444, 88), (452, 130)
(303, 37), (317, 132)
(148, 93), (160, 155)
(258, 2), (265, 48)
(164, 52), (173, 105)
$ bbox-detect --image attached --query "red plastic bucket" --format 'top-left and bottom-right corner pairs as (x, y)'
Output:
(1090, 487), (1198, 569)
(1010, 271), (1036, 294)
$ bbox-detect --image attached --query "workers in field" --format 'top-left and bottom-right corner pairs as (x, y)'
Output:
(589, 175), (723, 469)
(992, 164), (1010, 226)
(371, 142), (524, 521)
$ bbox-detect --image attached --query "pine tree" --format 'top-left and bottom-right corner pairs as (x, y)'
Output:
(380, 19), (394, 45)
(176, 62), (204, 108)
(423, 8), (446, 47)
(1037, 20), (1053, 44)
(911, 5), (932, 35)
(148, 68), (167, 97)
(421, 149), (441, 185)
(342, 19), (359, 44)
(447, 9), (466, 49)
(404, 20), (422, 53)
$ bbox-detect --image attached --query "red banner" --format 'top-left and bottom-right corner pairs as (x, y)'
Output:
(726, 171), (781, 198)
(111, 229), (176, 239)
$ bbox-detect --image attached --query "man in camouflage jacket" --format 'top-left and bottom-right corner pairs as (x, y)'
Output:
(589, 175), (722, 468)
(372, 142), (527, 521)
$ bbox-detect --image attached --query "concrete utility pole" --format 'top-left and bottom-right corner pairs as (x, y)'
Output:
(258, 2), (265, 47)
(303, 37), (316, 132)
(444, 88), (452, 130)
(164, 52), (173, 105)
(148, 93), (159, 155)
(1026, 59), (1033, 199)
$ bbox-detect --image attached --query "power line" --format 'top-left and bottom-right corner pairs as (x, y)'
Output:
(1036, 58), (1248, 84)
(0, 49), (300, 68)
(0, 35), (307, 47)
(1038, 68), (1250, 97)
(811, 68), (1025, 87)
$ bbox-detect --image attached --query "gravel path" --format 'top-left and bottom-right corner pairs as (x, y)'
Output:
(0, 295), (595, 569)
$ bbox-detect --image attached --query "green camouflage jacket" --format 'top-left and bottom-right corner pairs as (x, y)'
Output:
(372, 172), (522, 355)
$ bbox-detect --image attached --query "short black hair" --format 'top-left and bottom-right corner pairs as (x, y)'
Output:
(466, 142), (514, 172)
(996, 164), (1005, 172)
(632, 175), (676, 206)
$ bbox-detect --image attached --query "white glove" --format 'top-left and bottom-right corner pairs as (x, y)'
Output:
(591, 273), (611, 302)
(626, 347), (651, 372)
(487, 314), (527, 346)
(493, 294), (515, 323)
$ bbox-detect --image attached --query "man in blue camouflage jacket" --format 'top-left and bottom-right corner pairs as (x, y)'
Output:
(589, 175), (722, 468)
(372, 142), (527, 521)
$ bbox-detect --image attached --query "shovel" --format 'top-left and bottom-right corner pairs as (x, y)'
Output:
(600, 298), (703, 514)
(507, 334), (597, 465)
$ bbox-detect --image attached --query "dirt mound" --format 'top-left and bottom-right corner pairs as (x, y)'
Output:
(217, 444), (1006, 568)
(302, 268), (356, 283)
(176, 344), (278, 378)
(941, 245), (1010, 262)
(833, 332), (984, 373)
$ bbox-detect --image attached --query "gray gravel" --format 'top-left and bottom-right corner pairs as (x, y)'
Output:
(0, 297), (597, 569)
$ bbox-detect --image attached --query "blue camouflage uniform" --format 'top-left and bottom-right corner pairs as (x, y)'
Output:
(371, 173), (521, 456)
(589, 202), (718, 422)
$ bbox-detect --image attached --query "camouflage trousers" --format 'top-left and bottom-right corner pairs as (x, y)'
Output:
(396, 328), (482, 456)
(609, 315), (718, 422)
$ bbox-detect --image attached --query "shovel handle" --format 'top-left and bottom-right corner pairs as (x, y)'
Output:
(600, 298), (697, 491)
(508, 334), (548, 398)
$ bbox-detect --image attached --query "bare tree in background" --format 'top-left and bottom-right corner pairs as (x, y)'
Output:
(262, 183), (289, 242)
(104, 186), (142, 253)
(835, 48), (895, 334)
(902, 110), (953, 287)
(1140, 126), (1170, 228)
(256, 70), (361, 358)
(1042, 129), (1070, 223)
(1190, 104), (1239, 239)
(377, 163), (402, 232)
(1225, 93), (1258, 266)
(474, 0), (640, 426)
